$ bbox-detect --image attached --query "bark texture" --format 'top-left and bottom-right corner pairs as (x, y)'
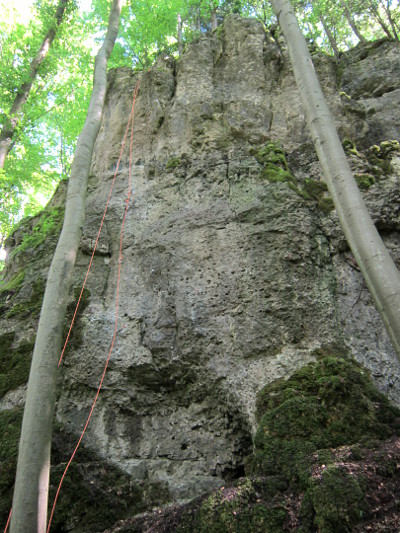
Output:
(270, 0), (400, 357)
(9, 1), (123, 532)
(0, 0), (69, 169)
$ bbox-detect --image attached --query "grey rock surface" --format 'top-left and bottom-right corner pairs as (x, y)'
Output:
(2, 15), (400, 516)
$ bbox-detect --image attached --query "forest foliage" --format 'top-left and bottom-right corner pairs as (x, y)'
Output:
(0, 0), (399, 271)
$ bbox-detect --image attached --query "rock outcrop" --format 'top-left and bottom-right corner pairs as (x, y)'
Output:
(1, 16), (400, 531)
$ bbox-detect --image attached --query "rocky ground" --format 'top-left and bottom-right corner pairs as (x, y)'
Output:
(101, 357), (400, 532)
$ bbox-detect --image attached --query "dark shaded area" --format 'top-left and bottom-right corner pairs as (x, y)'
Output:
(0, 416), (169, 532)
(104, 357), (400, 533)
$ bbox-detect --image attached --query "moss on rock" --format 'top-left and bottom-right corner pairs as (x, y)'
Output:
(342, 139), (361, 157)
(252, 142), (296, 185)
(0, 271), (25, 294)
(366, 139), (400, 176)
(0, 333), (34, 398)
(8, 206), (64, 261)
(245, 356), (400, 531)
(106, 356), (400, 532)
(166, 156), (182, 171)
(175, 478), (287, 533)
(252, 144), (335, 214)
(6, 278), (45, 319)
(251, 357), (400, 485)
(355, 173), (375, 189)
(300, 466), (366, 533)
(0, 408), (23, 525)
(302, 178), (335, 213)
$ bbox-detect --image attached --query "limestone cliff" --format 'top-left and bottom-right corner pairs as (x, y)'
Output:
(1, 16), (400, 532)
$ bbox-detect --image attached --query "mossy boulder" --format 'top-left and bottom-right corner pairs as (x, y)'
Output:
(126, 356), (400, 533)
(250, 357), (400, 487)
(300, 466), (366, 533)
(173, 478), (287, 533)
(246, 356), (400, 532)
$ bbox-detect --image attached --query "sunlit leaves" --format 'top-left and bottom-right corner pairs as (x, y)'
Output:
(0, 0), (94, 256)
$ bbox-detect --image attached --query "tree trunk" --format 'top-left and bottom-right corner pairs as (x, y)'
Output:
(210, 3), (218, 30)
(178, 13), (183, 57)
(338, 0), (367, 42)
(320, 14), (340, 58)
(384, 0), (399, 41)
(9, 1), (123, 532)
(0, 0), (69, 169)
(269, 0), (400, 358)
(369, 3), (395, 40)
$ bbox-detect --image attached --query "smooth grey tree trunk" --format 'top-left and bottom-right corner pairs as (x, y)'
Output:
(178, 14), (183, 57)
(210, 3), (218, 30)
(9, 1), (123, 532)
(269, 0), (400, 358)
(370, 3), (396, 40)
(320, 15), (340, 58)
(0, 0), (69, 168)
(338, 0), (367, 42)
(384, 0), (399, 40)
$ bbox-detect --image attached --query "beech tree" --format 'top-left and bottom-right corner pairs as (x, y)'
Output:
(0, 0), (70, 169)
(0, 0), (95, 260)
(9, 1), (123, 531)
(338, 0), (367, 41)
(269, 0), (400, 357)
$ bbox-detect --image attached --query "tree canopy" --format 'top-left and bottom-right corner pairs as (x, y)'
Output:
(0, 0), (399, 270)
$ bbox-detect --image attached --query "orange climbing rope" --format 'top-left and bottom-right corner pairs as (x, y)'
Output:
(2, 80), (140, 533)
(3, 511), (11, 533)
(46, 79), (140, 532)
(59, 80), (140, 367)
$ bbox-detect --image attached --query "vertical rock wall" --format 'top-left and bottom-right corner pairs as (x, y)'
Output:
(1, 16), (400, 519)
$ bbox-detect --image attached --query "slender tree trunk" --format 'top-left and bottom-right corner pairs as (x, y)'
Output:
(269, 0), (400, 358)
(338, 0), (367, 42)
(9, 1), (123, 532)
(369, 3), (395, 40)
(320, 15), (340, 58)
(210, 1), (218, 31)
(0, 0), (69, 169)
(177, 13), (183, 57)
(384, 0), (399, 40)
(210, 7), (218, 30)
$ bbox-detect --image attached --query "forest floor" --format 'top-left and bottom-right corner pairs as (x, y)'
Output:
(103, 437), (400, 533)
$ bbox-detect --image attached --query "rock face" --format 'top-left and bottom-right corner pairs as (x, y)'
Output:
(1, 16), (400, 529)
